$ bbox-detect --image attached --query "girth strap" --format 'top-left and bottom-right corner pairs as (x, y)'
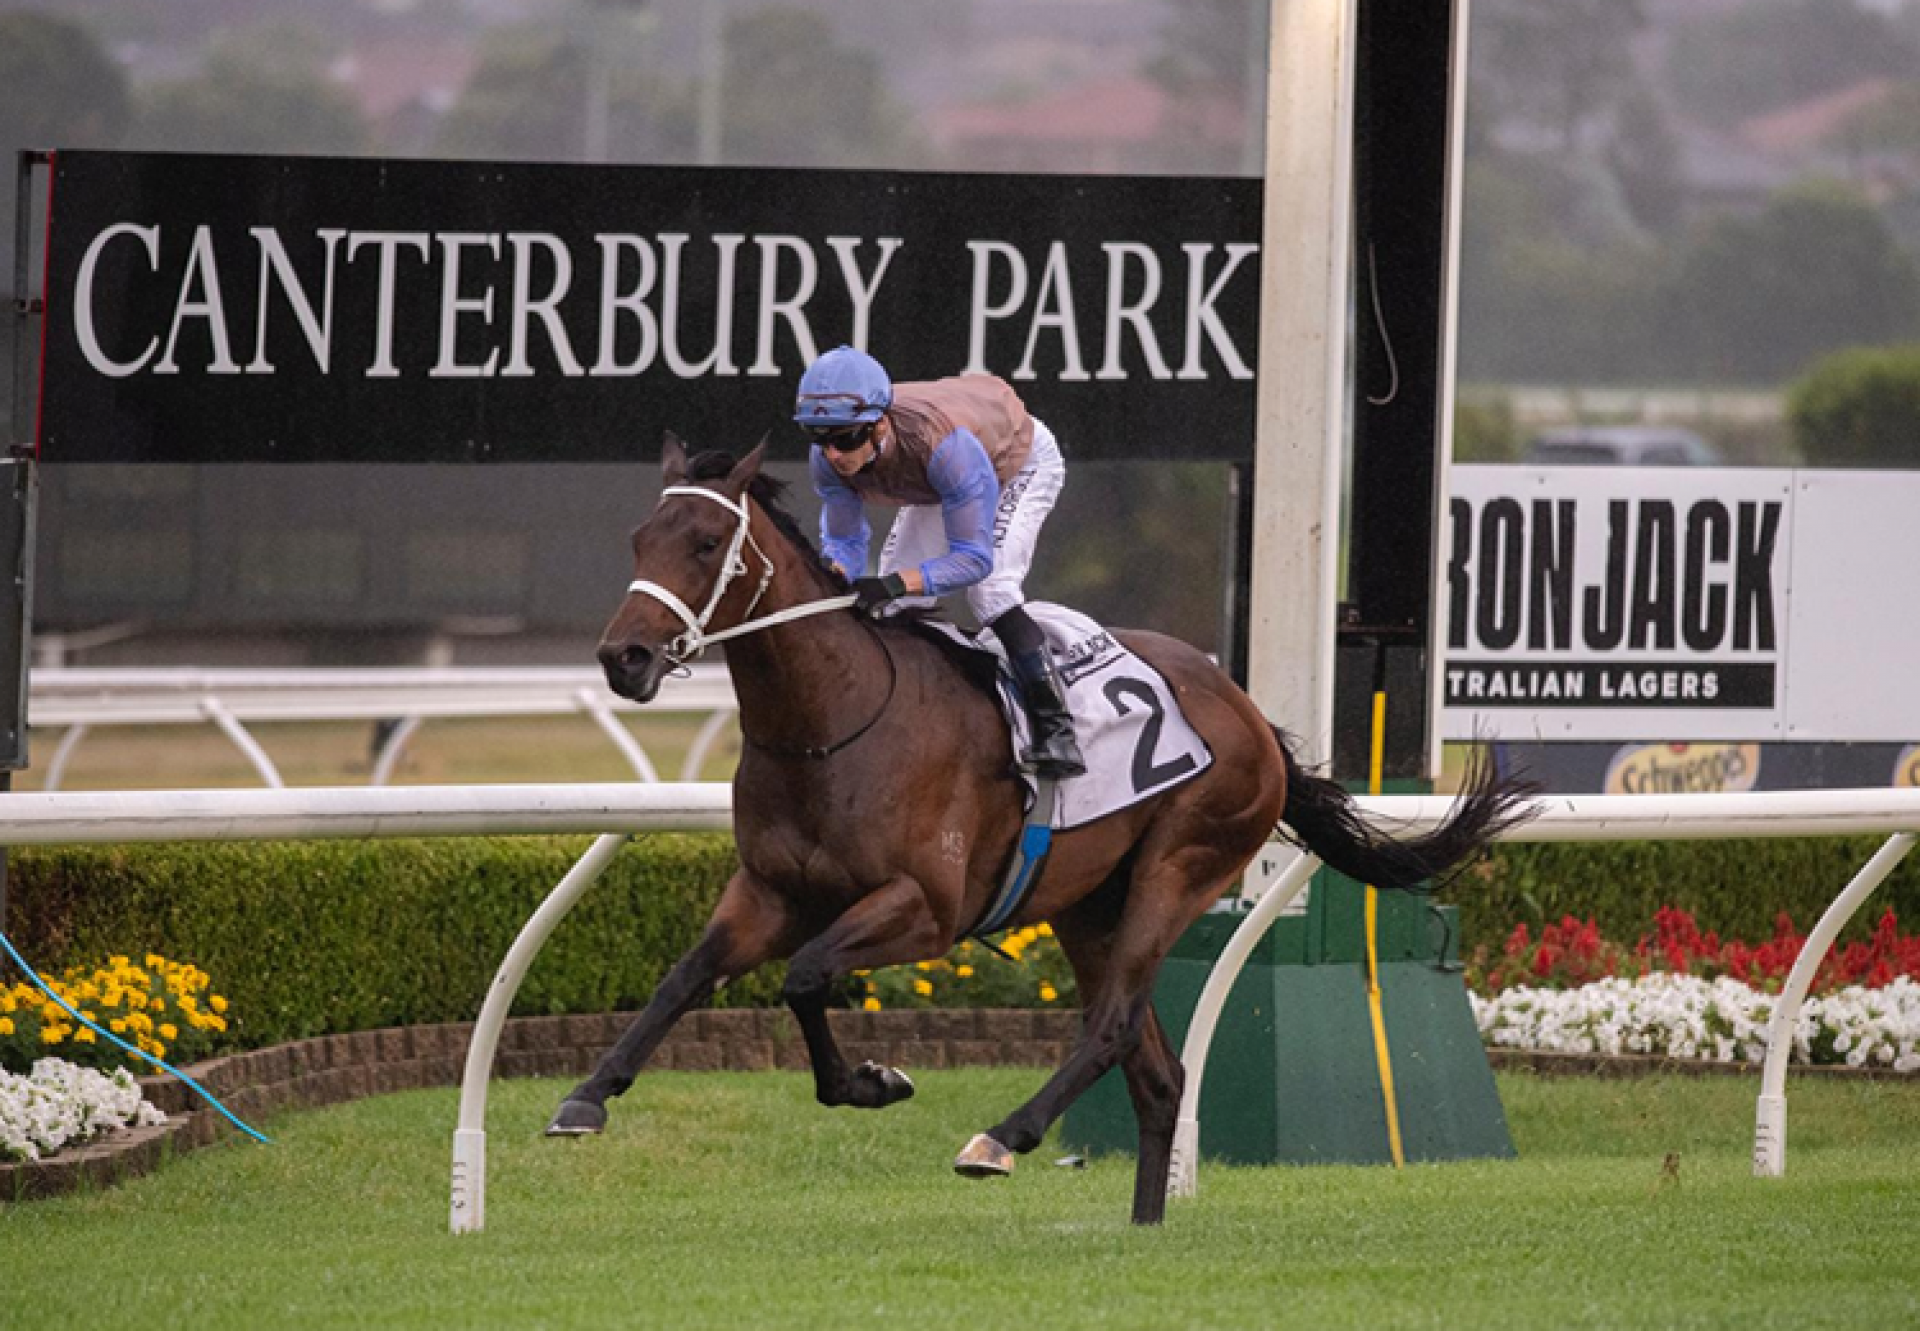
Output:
(972, 778), (1058, 939)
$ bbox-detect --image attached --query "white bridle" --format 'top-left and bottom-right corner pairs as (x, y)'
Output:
(627, 484), (855, 660)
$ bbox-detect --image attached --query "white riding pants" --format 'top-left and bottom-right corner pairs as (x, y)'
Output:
(879, 420), (1064, 625)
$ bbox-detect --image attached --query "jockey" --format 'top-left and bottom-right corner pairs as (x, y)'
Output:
(795, 344), (1086, 780)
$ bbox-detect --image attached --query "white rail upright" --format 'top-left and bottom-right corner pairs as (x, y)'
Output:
(451, 833), (631, 1234)
(1753, 831), (1916, 1176)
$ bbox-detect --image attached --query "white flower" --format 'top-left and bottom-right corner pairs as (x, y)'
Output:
(0, 1059), (167, 1163)
(1476, 975), (1920, 1069)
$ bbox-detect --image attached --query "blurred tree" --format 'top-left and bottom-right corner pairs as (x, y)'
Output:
(127, 25), (368, 156)
(1788, 344), (1920, 468)
(436, 5), (923, 170)
(0, 9), (129, 151)
(715, 6), (925, 169)
(1, 9), (128, 425)
(1473, 0), (1645, 155)
(1666, 0), (1918, 130)
(1605, 83), (1685, 237)
(1456, 158), (1669, 384)
(1471, 0), (1680, 247)
(436, 30), (601, 160)
(1140, 0), (1262, 174)
(1669, 182), (1920, 383)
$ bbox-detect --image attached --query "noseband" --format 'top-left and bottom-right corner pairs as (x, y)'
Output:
(628, 484), (855, 661)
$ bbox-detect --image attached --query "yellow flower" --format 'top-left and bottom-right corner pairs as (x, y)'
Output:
(913, 979), (933, 997)
(110, 1019), (128, 1034)
(915, 961), (932, 972)
(44, 1025), (67, 1044)
(159, 1023), (178, 1040)
(1039, 984), (1058, 1003)
(0, 1017), (13, 1036)
(74, 1027), (97, 1044)
(1037, 922), (1054, 938)
(862, 997), (881, 1012)
(956, 965), (974, 979)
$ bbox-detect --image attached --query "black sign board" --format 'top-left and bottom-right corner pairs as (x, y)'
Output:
(34, 151), (1260, 464)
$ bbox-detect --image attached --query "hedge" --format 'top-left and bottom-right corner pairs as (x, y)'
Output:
(1449, 837), (1920, 948)
(8, 834), (1918, 1054)
(3, 835), (770, 1049)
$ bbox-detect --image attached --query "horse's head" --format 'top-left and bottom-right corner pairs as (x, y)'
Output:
(599, 431), (768, 702)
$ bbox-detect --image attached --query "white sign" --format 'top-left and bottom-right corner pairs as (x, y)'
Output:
(1441, 467), (1920, 743)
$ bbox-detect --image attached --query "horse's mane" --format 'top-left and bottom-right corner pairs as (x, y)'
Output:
(685, 449), (849, 592)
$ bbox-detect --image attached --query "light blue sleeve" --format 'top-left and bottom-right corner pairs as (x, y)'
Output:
(810, 447), (870, 576)
(918, 429), (999, 596)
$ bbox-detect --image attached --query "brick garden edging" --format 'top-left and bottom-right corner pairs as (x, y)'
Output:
(3, 1007), (1080, 1203)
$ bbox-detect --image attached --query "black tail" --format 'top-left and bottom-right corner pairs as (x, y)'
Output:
(1273, 728), (1537, 893)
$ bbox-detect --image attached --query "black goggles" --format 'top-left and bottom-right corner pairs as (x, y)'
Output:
(809, 422), (876, 453)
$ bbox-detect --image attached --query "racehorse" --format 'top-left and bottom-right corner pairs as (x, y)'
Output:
(548, 435), (1534, 1225)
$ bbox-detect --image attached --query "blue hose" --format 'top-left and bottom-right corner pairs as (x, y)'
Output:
(0, 929), (270, 1145)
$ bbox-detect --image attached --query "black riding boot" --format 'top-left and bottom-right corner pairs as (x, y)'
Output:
(1008, 648), (1087, 779)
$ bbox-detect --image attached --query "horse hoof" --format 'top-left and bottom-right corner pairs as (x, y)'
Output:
(544, 1099), (607, 1136)
(953, 1133), (1015, 1178)
(855, 1060), (916, 1108)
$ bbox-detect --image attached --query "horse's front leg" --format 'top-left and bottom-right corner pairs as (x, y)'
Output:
(547, 872), (798, 1135)
(784, 874), (949, 1110)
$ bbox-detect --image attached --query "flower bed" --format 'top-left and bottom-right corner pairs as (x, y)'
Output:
(1, 1059), (167, 1164)
(1467, 907), (1920, 997)
(1475, 974), (1920, 1071)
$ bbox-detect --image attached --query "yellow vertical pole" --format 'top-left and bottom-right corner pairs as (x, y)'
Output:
(1364, 690), (1406, 1167)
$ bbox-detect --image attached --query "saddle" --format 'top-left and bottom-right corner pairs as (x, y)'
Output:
(901, 603), (1213, 832)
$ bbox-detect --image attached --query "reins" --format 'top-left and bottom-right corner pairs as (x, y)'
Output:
(629, 480), (894, 761)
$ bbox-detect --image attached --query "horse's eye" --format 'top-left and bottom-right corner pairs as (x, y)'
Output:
(697, 537), (722, 556)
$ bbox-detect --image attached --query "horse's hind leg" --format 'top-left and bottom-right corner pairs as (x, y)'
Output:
(959, 859), (1230, 1223)
(1037, 900), (1186, 1225)
(547, 872), (796, 1135)
(783, 874), (947, 1109)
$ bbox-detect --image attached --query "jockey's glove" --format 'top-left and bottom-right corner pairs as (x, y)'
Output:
(852, 572), (909, 616)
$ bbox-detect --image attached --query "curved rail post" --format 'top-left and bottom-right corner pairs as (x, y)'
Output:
(1754, 831), (1915, 1177)
(575, 689), (661, 783)
(451, 832), (630, 1234)
(1167, 851), (1321, 1199)
(42, 723), (91, 792)
(681, 709), (736, 782)
(369, 716), (424, 786)
(198, 697), (285, 788)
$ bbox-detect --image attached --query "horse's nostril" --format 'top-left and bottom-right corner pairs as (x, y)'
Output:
(623, 645), (653, 671)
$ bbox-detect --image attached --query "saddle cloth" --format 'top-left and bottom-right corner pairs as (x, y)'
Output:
(913, 603), (1213, 831)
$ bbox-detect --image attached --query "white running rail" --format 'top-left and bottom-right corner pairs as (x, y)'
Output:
(28, 665), (738, 788)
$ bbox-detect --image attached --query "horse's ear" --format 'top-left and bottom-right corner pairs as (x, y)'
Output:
(661, 431), (687, 487)
(725, 435), (768, 496)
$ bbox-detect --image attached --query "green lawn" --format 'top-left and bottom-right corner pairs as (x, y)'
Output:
(4, 1070), (1918, 1328)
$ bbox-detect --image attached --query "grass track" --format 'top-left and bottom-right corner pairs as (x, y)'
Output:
(4, 1070), (1919, 1329)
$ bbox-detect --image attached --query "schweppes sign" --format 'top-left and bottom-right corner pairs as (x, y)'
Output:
(1604, 743), (1763, 795)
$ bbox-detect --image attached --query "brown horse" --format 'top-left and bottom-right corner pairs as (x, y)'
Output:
(548, 436), (1532, 1225)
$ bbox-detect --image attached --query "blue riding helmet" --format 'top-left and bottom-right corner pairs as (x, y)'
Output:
(794, 345), (892, 429)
